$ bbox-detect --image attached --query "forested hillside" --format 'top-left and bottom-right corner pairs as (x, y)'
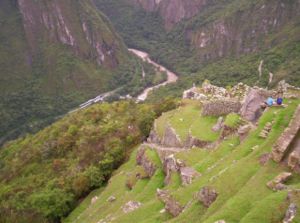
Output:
(0, 99), (177, 223)
(96, 0), (300, 98)
(0, 0), (160, 145)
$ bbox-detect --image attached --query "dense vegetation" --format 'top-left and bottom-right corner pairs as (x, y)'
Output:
(64, 98), (300, 223)
(0, 99), (177, 223)
(95, 0), (300, 102)
(0, 0), (165, 146)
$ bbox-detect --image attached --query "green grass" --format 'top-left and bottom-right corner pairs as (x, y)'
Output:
(224, 113), (242, 128)
(145, 147), (163, 168)
(155, 100), (220, 142)
(64, 98), (300, 223)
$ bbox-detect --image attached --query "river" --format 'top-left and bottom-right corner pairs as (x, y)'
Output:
(70, 49), (178, 113)
(128, 49), (178, 101)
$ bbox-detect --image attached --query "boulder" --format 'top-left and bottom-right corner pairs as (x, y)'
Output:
(221, 125), (236, 139)
(283, 203), (297, 223)
(91, 196), (98, 204)
(259, 153), (271, 166)
(238, 124), (252, 141)
(157, 189), (184, 217)
(162, 125), (183, 148)
(240, 88), (271, 122)
(183, 87), (208, 101)
(212, 117), (224, 132)
(136, 146), (157, 177)
(267, 172), (292, 191)
(147, 128), (161, 144)
(107, 196), (116, 203)
(163, 154), (179, 185)
(122, 201), (142, 213)
(196, 186), (218, 208)
(288, 151), (300, 170)
(180, 167), (201, 186)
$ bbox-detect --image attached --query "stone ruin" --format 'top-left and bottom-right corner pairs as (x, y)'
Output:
(259, 121), (273, 139)
(196, 186), (218, 208)
(183, 80), (299, 123)
(122, 201), (142, 213)
(180, 167), (201, 186)
(162, 125), (183, 148)
(157, 189), (184, 217)
(136, 145), (157, 177)
(147, 125), (214, 150)
(201, 100), (241, 117)
(163, 154), (200, 186)
(271, 105), (300, 171)
(183, 81), (250, 102)
(283, 203), (297, 223)
(266, 172), (292, 191)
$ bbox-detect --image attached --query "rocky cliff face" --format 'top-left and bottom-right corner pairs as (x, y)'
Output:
(188, 0), (300, 62)
(0, 0), (134, 144)
(130, 0), (207, 30)
(17, 0), (125, 67)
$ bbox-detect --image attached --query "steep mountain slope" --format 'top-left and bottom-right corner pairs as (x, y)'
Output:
(0, 0), (159, 145)
(96, 0), (300, 95)
(64, 85), (300, 223)
(0, 99), (177, 223)
(129, 0), (207, 30)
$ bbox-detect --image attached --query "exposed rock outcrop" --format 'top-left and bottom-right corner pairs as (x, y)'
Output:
(288, 150), (300, 170)
(107, 196), (116, 203)
(17, 0), (123, 67)
(162, 125), (183, 148)
(202, 100), (241, 117)
(221, 125), (237, 139)
(157, 189), (184, 217)
(185, 133), (213, 149)
(240, 88), (272, 122)
(163, 154), (180, 185)
(130, 0), (207, 30)
(136, 146), (157, 177)
(180, 167), (201, 186)
(188, 1), (300, 63)
(91, 196), (98, 204)
(122, 201), (142, 213)
(238, 124), (252, 141)
(147, 128), (162, 145)
(267, 172), (292, 191)
(196, 186), (218, 208)
(283, 203), (297, 223)
(259, 153), (271, 166)
(212, 117), (224, 132)
(183, 87), (208, 101)
(271, 105), (300, 163)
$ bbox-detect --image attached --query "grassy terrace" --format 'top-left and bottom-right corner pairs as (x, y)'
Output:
(155, 100), (220, 142)
(65, 98), (300, 223)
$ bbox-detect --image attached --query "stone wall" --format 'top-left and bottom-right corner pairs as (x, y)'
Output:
(157, 189), (184, 217)
(136, 146), (157, 177)
(202, 100), (241, 116)
(272, 105), (300, 163)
